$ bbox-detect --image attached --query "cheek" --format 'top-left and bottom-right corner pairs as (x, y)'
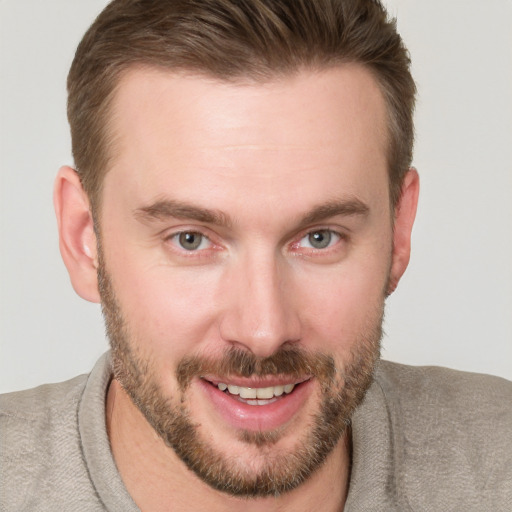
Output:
(296, 260), (388, 355)
(109, 258), (224, 361)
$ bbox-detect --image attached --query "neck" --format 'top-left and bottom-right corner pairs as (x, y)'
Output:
(107, 379), (351, 512)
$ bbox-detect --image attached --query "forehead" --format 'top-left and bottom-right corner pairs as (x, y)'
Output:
(104, 65), (389, 215)
(110, 64), (388, 150)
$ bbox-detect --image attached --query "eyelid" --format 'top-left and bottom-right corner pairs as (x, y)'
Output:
(171, 231), (212, 251)
(160, 224), (347, 259)
(298, 229), (340, 249)
(162, 227), (221, 256)
(162, 225), (212, 241)
(289, 226), (348, 253)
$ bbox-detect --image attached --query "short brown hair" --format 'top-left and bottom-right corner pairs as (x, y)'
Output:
(67, 0), (416, 212)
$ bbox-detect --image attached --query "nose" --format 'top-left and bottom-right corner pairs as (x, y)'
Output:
(219, 250), (301, 357)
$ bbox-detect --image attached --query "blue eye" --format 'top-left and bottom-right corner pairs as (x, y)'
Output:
(299, 230), (340, 249)
(173, 232), (211, 251)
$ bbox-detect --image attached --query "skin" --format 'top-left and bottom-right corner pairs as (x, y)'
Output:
(54, 65), (419, 511)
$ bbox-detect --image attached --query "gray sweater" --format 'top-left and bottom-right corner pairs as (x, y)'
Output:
(1, 353), (511, 511)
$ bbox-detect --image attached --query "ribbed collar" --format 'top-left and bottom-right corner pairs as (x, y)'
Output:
(79, 352), (139, 511)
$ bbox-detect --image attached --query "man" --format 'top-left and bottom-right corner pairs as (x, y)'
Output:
(1, 0), (511, 510)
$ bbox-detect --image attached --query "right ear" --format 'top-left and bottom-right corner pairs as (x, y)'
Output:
(54, 166), (100, 303)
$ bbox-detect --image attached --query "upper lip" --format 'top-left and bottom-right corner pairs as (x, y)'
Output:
(201, 375), (311, 388)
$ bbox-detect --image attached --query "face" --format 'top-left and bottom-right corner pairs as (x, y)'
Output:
(98, 66), (393, 496)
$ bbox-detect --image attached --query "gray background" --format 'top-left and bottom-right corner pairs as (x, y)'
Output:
(1, 0), (511, 393)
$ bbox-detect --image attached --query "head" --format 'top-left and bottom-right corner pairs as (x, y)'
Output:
(67, 0), (416, 214)
(55, 0), (419, 500)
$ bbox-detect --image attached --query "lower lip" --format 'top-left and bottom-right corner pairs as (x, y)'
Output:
(198, 378), (314, 432)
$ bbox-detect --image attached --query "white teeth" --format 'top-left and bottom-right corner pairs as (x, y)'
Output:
(239, 387), (257, 399)
(256, 387), (274, 399)
(273, 385), (284, 397)
(227, 384), (239, 395)
(217, 382), (296, 398)
(284, 384), (294, 394)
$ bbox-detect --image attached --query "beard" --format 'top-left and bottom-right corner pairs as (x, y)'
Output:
(98, 259), (383, 498)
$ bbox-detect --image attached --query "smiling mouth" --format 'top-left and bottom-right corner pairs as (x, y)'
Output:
(203, 379), (308, 406)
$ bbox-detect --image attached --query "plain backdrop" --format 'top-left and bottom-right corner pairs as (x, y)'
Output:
(1, 0), (511, 393)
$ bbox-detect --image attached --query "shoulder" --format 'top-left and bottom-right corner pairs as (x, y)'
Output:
(0, 374), (88, 443)
(375, 360), (512, 447)
(1, 373), (88, 414)
(376, 359), (512, 412)
(374, 361), (512, 508)
(0, 375), (95, 510)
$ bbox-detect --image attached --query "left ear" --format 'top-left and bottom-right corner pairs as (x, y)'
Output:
(387, 168), (420, 295)
(54, 165), (101, 303)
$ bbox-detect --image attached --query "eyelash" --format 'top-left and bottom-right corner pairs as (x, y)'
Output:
(163, 227), (347, 257)
(164, 230), (217, 258)
(294, 229), (344, 252)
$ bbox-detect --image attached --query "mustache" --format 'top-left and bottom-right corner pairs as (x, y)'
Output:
(176, 346), (337, 391)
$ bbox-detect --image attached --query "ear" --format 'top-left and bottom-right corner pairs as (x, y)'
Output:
(387, 168), (420, 295)
(54, 166), (100, 303)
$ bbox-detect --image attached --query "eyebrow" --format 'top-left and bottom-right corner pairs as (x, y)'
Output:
(134, 197), (369, 228)
(134, 199), (232, 228)
(299, 198), (369, 226)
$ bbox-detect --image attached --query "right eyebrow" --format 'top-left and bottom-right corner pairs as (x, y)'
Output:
(134, 199), (233, 228)
(299, 198), (370, 226)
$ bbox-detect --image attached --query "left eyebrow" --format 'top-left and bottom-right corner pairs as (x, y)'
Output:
(134, 199), (232, 228)
(299, 198), (370, 226)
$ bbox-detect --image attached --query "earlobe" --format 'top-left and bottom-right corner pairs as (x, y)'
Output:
(54, 166), (101, 303)
(387, 168), (420, 295)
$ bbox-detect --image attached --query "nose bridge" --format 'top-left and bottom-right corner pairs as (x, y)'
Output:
(220, 247), (300, 356)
